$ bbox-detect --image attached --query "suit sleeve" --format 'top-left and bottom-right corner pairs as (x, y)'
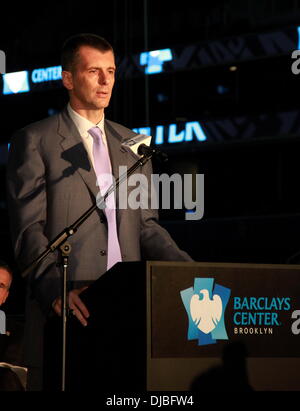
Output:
(6, 128), (61, 314)
(139, 159), (193, 261)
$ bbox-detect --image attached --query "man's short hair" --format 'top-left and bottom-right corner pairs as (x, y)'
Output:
(0, 260), (12, 279)
(61, 33), (114, 72)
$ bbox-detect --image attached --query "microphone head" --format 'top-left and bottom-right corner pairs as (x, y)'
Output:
(137, 144), (151, 156)
(122, 134), (152, 156)
(122, 134), (168, 162)
(138, 144), (168, 162)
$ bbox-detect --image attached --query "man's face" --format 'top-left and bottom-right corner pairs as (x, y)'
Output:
(0, 268), (11, 306)
(63, 46), (116, 112)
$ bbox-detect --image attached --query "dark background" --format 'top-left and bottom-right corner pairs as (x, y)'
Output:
(1, 0), (300, 315)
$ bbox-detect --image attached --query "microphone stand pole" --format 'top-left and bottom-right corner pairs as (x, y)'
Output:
(21, 147), (156, 391)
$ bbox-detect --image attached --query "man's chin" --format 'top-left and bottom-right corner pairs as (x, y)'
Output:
(92, 101), (109, 110)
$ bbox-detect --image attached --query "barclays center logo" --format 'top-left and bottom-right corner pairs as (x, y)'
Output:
(181, 278), (231, 346)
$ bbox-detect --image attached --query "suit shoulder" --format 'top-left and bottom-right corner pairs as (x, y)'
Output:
(12, 113), (60, 140)
(105, 119), (137, 139)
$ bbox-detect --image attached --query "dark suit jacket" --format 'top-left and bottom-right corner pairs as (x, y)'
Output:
(6, 107), (192, 372)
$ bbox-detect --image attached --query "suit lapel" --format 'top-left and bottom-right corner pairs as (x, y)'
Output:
(58, 108), (99, 198)
(104, 120), (128, 179)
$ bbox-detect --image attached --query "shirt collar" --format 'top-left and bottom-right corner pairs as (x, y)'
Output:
(67, 103), (105, 138)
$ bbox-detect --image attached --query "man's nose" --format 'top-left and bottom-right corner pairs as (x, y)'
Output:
(98, 71), (110, 85)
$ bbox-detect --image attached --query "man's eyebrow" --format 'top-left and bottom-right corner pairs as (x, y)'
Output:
(87, 66), (116, 70)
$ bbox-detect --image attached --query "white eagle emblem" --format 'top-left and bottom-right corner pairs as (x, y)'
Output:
(190, 289), (222, 334)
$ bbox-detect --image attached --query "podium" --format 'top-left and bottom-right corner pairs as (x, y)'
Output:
(44, 261), (300, 391)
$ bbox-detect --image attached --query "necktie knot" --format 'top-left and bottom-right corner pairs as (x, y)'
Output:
(88, 126), (102, 144)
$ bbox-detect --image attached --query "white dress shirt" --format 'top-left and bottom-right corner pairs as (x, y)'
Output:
(67, 103), (108, 172)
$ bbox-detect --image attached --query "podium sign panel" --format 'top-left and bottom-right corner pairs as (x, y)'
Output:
(147, 262), (300, 390)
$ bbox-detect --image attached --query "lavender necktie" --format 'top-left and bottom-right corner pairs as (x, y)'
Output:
(88, 126), (122, 270)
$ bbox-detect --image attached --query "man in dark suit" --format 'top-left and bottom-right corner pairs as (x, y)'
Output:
(0, 261), (25, 391)
(6, 33), (192, 390)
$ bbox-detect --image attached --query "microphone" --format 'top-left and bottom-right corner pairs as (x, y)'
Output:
(122, 133), (168, 162)
(138, 144), (168, 162)
(122, 134), (152, 156)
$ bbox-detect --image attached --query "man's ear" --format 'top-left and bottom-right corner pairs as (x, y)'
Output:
(62, 71), (73, 91)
